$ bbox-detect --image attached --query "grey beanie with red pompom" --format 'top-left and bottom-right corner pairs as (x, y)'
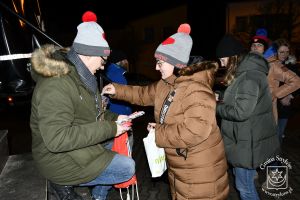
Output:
(72, 11), (110, 57)
(154, 23), (193, 68)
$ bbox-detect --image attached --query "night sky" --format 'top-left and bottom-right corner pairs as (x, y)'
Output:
(41, 0), (186, 30)
(40, 0), (233, 58)
(0, 0), (238, 58)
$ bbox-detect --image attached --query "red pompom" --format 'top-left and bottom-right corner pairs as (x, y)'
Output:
(177, 23), (191, 34)
(82, 11), (97, 22)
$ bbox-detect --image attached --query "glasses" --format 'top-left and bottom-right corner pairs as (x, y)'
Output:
(156, 60), (165, 68)
(278, 51), (289, 55)
(101, 56), (108, 65)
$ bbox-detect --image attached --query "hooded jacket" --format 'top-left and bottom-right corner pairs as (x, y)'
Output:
(112, 65), (229, 200)
(30, 45), (118, 185)
(217, 52), (280, 169)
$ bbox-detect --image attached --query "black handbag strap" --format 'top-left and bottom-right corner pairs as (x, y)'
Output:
(159, 90), (176, 124)
(159, 89), (188, 160)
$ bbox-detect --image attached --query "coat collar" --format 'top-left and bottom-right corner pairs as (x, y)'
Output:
(162, 74), (177, 86)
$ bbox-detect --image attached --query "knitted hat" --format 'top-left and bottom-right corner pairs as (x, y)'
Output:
(72, 11), (110, 57)
(216, 34), (245, 58)
(251, 28), (269, 48)
(154, 23), (193, 68)
(263, 45), (277, 59)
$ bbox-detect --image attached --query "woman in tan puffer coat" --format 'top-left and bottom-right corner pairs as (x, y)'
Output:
(102, 24), (229, 200)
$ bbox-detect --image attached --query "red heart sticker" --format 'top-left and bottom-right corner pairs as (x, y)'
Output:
(162, 37), (175, 45)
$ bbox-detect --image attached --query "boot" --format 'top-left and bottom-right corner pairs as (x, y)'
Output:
(48, 181), (83, 200)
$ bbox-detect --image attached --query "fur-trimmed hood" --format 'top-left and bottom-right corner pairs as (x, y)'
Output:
(285, 55), (297, 65)
(31, 44), (71, 81)
(177, 61), (218, 88)
(161, 61), (218, 89)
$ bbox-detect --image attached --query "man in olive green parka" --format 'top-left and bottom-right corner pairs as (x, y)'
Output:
(30, 11), (134, 200)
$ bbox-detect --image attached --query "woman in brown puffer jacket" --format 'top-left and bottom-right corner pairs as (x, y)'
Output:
(102, 24), (229, 200)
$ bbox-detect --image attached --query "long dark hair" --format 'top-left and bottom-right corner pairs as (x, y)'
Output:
(223, 54), (245, 86)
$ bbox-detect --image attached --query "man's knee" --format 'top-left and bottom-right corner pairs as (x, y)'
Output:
(114, 154), (136, 179)
(123, 157), (135, 178)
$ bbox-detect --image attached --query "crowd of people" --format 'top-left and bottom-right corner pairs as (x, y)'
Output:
(29, 10), (300, 200)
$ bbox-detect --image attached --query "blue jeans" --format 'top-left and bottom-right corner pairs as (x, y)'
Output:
(80, 141), (135, 200)
(233, 167), (260, 200)
(278, 118), (288, 142)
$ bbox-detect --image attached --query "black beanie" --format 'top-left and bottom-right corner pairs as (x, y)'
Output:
(216, 34), (245, 58)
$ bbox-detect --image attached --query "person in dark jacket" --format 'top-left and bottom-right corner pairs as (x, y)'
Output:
(105, 49), (132, 115)
(30, 11), (134, 200)
(105, 49), (135, 149)
(216, 34), (280, 200)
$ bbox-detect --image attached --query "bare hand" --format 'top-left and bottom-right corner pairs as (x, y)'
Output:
(147, 122), (156, 132)
(116, 122), (131, 137)
(102, 84), (116, 95)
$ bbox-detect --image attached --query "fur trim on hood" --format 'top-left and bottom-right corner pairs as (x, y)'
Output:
(177, 61), (219, 88)
(31, 44), (71, 78)
(179, 61), (218, 76)
(285, 55), (297, 65)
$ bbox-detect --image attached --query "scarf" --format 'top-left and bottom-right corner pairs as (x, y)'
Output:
(67, 48), (98, 94)
(67, 48), (101, 117)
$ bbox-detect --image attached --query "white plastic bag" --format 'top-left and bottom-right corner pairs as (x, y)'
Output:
(143, 128), (167, 178)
